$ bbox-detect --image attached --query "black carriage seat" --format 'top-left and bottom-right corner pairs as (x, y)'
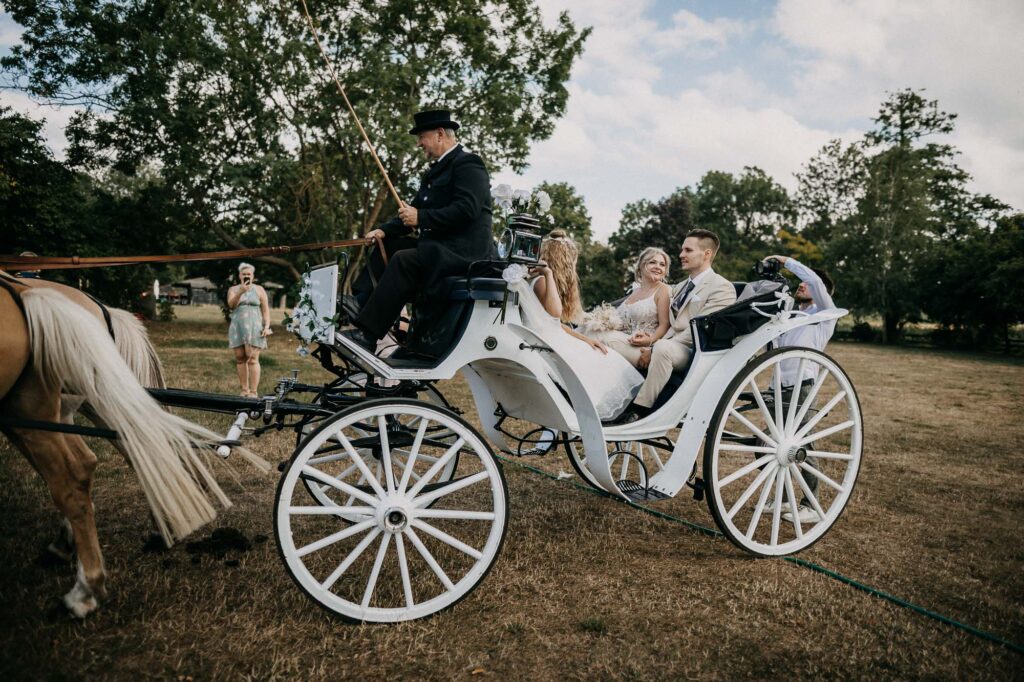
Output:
(390, 276), (510, 365)
(647, 281), (785, 411)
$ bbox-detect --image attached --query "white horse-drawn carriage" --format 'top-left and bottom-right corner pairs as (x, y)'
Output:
(235, 248), (864, 623)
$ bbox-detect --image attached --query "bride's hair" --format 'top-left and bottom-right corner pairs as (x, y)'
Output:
(540, 229), (583, 324)
(633, 247), (671, 285)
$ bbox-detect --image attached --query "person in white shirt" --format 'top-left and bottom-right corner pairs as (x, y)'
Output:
(763, 254), (837, 522)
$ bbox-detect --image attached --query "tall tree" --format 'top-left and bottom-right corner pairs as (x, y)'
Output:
(3, 0), (589, 278)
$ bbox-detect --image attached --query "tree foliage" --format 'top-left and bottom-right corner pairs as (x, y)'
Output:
(3, 0), (589, 278)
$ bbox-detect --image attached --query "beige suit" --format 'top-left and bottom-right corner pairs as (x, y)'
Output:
(634, 269), (737, 407)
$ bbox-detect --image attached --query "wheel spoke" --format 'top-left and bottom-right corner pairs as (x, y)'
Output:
(404, 527), (455, 591)
(361, 533), (392, 608)
(773, 371), (784, 440)
(797, 419), (855, 446)
(793, 368), (829, 429)
(301, 466), (379, 507)
(805, 449), (854, 461)
(295, 518), (376, 558)
(727, 463), (777, 520)
(394, 532), (414, 609)
(800, 461), (844, 492)
(791, 463), (827, 520)
(378, 417), (397, 494)
(413, 470), (490, 508)
(406, 438), (465, 498)
(397, 420), (429, 494)
(288, 505), (374, 516)
(784, 467), (803, 539)
(415, 509), (496, 520)
(748, 379), (781, 442)
(785, 360), (806, 433)
(718, 453), (776, 488)
(794, 390), (847, 441)
(321, 528), (381, 590)
(647, 444), (666, 472)
(729, 408), (777, 448)
(746, 465), (777, 539)
(770, 470), (785, 545)
(307, 452), (351, 465)
(335, 433), (388, 499)
(411, 519), (483, 560)
(717, 443), (776, 454)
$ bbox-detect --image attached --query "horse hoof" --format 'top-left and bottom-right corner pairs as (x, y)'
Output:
(63, 592), (98, 619)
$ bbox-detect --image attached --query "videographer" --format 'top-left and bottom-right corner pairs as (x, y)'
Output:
(763, 255), (837, 359)
(762, 254), (837, 523)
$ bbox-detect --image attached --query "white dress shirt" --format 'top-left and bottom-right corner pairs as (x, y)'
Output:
(775, 258), (837, 386)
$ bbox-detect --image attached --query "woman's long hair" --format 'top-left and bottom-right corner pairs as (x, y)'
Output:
(540, 229), (583, 324)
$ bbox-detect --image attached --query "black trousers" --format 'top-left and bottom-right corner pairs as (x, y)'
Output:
(354, 236), (471, 340)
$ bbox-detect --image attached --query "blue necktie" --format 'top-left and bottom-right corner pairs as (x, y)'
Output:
(672, 280), (694, 314)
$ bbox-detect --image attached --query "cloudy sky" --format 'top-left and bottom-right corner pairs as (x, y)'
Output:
(2, 0), (1022, 242)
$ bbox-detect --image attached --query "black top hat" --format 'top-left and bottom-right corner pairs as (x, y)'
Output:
(409, 109), (461, 135)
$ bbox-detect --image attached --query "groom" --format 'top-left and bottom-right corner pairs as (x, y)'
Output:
(621, 229), (736, 421)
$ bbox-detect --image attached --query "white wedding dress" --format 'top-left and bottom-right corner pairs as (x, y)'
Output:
(510, 277), (642, 420)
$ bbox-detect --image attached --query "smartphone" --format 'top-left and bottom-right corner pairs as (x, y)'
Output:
(243, 275), (253, 285)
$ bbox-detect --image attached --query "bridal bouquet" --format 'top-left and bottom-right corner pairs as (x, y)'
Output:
(578, 303), (626, 335)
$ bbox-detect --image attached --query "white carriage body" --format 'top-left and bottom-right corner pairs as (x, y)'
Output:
(322, 271), (848, 502)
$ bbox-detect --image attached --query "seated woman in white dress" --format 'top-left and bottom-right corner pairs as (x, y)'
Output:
(592, 247), (672, 367)
(512, 230), (642, 421)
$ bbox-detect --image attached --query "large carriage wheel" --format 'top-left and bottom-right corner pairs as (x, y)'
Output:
(302, 382), (458, 517)
(275, 399), (508, 622)
(704, 347), (862, 556)
(564, 436), (674, 496)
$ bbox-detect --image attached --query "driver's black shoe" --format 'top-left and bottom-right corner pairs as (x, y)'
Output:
(342, 327), (378, 353)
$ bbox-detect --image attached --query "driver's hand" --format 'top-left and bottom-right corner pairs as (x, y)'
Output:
(366, 228), (386, 241)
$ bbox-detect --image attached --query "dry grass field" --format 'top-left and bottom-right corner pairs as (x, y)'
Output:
(1, 305), (1021, 680)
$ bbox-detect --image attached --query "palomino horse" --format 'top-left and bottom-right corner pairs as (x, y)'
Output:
(0, 278), (231, 617)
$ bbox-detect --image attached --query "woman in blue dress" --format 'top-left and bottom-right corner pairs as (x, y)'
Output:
(227, 262), (272, 396)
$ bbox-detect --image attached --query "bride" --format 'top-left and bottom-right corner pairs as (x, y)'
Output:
(508, 230), (642, 421)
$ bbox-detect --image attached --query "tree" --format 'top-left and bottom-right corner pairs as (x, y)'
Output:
(795, 139), (867, 245)
(824, 89), (1008, 342)
(0, 107), (177, 307)
(609, 188), (693, 266)
(3, 0), (589, 279)
(535, 180), (592, 244)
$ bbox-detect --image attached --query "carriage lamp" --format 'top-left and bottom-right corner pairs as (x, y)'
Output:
(498, 214), (543, 264)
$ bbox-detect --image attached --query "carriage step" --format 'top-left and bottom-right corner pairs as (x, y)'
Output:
(615, 480), (672, 503)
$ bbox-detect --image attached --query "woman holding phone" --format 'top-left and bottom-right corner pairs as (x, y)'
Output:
(227, 262), (272, 397)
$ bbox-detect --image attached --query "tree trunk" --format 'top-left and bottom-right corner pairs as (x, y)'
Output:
(883, 312), (900, 344)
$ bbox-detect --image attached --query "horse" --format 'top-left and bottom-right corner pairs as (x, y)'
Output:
(0, 278), (233, 618)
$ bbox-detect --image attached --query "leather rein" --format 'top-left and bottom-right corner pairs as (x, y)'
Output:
(0, 236), (387, 271)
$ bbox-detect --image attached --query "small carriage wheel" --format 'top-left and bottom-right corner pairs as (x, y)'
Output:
(563, 437), (672, 495)
(704, 347), (863, 557)
(275, 398), (509, 623)
(301, 383), (459, 518)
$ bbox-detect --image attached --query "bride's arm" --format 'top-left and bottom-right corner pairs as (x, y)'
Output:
(651, 283), (672, 341)
(531, 263), (563, 319)
(564, 325), (608, 354)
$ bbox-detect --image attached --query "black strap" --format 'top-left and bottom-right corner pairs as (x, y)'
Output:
(80, 290), (116, 341)
(0, 414), (118, 440)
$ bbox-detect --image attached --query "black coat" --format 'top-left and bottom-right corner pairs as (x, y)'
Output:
(380, 145), (493, 263)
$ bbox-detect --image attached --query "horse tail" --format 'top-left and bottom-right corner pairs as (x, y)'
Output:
(21, 288), (230, 546)
(108, 308), (167, 388)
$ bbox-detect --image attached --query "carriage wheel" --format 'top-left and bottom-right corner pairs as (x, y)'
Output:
(302, 383), (458, 518)
(704, 347), (862, 556)
(275, 399), (508, 622)
(564, 437), (673, 496)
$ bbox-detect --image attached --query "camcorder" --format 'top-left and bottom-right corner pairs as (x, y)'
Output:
(497, 214), (543, 264)
(752, 257), (786, 283)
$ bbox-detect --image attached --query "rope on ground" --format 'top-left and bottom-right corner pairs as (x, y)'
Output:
(495, 453), (1024, 656)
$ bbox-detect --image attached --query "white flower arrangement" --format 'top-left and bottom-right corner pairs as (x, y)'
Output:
(501, 263), (529, 283)
(492, 184), (553, 222)
(283, 270), (338, 355)
(578, 303), (626, 335)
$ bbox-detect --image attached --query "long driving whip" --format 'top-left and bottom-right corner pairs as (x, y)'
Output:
(299, 0), (404, 207)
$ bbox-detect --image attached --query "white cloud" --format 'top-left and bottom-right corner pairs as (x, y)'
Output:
(0, 90), (78, 159)
(652, 9), (751, 57)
